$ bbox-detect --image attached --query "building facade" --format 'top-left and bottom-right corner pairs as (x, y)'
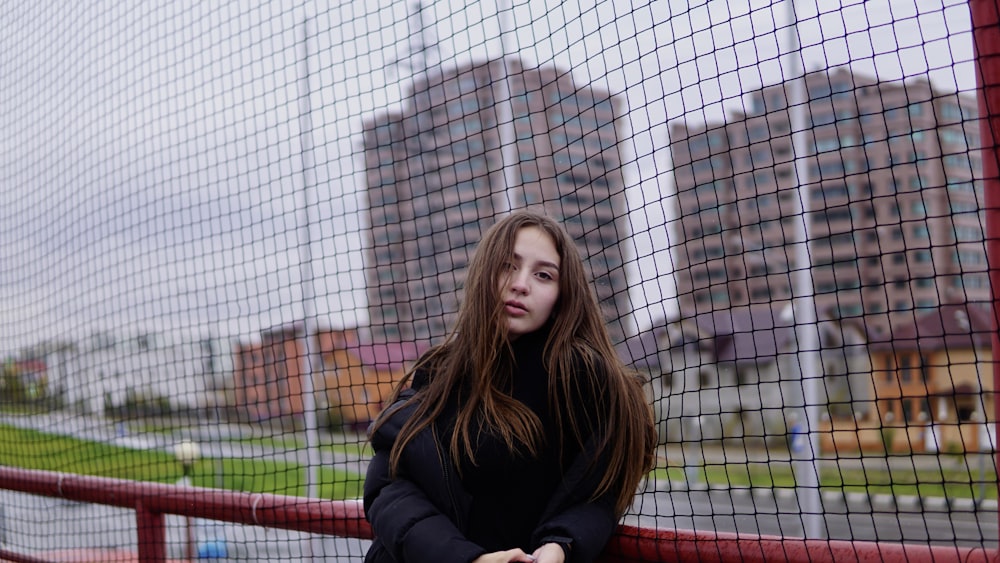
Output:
(54, 330), (232, 416)
(362, 57), (633, 345)
(233, 325), (306, 422)
(867, 303), (994, 453)
(232, 325), (426, 428)
(669, 68), (987, 338)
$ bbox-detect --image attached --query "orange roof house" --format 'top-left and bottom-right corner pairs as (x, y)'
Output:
(868, 303), (994, 453)
(234, 324), (428, 429)
(318, 329), (426, 431)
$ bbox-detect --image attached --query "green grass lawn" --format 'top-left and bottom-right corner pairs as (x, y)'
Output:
(0, 424), (363, 499)
(3, 422), (992, 501)
(653, 458), (998, 499)
(223, 434), (373, 458)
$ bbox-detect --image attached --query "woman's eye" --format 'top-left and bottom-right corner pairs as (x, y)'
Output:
(536, 271), (553, 281)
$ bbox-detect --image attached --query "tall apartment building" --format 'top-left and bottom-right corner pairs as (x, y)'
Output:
(362, 57), (632, 345)
(669, 67), (987, 338)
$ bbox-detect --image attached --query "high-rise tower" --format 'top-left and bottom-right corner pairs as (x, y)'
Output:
(669, 68), (987, 337)
(362, 57), (632, 345)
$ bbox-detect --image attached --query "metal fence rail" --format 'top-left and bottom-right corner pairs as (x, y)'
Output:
(0, 467), (994, 563)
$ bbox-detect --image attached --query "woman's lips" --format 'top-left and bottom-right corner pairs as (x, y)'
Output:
(504, 301), (528, 316)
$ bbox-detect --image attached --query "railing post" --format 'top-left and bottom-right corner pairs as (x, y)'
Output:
(136, 500), (167, 563)
(970, 0), (1000, 544)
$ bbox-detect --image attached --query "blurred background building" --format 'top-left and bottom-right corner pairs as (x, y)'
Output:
(669, 67), (987, 339)
(362, 57), (633, 346)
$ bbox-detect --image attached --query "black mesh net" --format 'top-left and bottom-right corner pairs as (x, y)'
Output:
(0, 0), (995, 560)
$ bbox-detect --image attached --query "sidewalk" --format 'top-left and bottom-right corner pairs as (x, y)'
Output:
(662, 441), (987, 470)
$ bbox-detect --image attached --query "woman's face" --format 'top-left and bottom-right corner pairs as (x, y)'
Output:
(499, 226), (561, 339)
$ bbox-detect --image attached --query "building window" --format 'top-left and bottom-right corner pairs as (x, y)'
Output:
(956, 394), (978, 422)
(811, 111), (835, 126)
(944, 154), (970, 169)
(867, 301), (885, 313)
(956, 250), (986, 266)
(686, 135), (710, 154)
(884, 402), (898, 425)
(941, 103), (963, 121)
(900, 356), (912, 382)
(951, 200), (978, 213)
(885, 107), (908, 125)
(816, 281), (836, 293)
(964, 273), (989, 288)
(699, 370), (714, 388)
(917, 398), (930, 419)
(748, 125), (770, 142)
(954, 225), (982, 242)
(840, 302), (863, 316)
(815, 136), (840, 153)
(900, 399), (913, 422)
(948, 181), (976, 193)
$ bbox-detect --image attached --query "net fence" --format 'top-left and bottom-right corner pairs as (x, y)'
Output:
(0, 0), (995, 559)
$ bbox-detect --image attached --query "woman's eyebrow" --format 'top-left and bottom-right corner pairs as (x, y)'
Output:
(511, 252), (559, 271)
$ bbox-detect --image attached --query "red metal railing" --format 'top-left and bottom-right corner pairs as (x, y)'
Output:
(0, 466), (367, 563)
(0, 467), (995, 563)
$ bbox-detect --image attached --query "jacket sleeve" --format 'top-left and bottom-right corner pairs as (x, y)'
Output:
(364, 397), (486, 563)
(529, 445), (621, 563)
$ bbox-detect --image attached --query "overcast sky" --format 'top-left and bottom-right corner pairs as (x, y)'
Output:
(0, 0), (977, 353)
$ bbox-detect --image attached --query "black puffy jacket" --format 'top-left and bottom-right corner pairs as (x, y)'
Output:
(363, 388), (621, 563)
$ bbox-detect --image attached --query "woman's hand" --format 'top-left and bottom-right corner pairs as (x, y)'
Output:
(532, 543), (566, 563)
(472, 548), (536, 563)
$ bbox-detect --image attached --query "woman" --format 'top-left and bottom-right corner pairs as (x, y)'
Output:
(364, 211), (656, 563)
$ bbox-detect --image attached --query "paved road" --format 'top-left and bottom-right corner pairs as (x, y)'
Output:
(631, 483), (998, 549)
(651, 441), (999, 548)
(0, 488), (370, 560)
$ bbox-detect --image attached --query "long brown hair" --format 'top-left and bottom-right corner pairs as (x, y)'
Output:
(371, 211), (655, 516)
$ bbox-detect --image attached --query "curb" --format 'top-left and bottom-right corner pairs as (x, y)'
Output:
(648, 480), (996, 512)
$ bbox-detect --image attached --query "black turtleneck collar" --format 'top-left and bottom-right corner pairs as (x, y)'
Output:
(507, 320), (553, 363)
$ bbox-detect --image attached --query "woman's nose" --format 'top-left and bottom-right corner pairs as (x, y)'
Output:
(510, 272), (530, 294)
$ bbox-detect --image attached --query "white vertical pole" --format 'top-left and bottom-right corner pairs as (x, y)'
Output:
(494, 0), (519, 213)
(295, 11), (323, 558)
(783, 0), (824, 540)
